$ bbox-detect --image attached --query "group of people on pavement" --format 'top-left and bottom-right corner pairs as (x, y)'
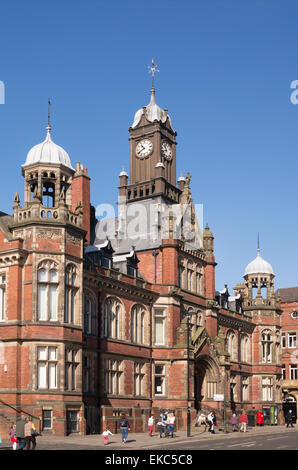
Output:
(156, 410), (176, 438)
(196, 410), (249, 433)
(102, 410), (176, 445)
(196, 412), (217, 433)
(230, 411), (249, 432)
(4, 415), (38, 450)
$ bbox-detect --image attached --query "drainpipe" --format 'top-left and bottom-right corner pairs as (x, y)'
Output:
(97, 291), (102, 430)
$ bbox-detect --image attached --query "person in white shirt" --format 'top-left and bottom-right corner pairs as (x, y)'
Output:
(102, 427), (113, 445)
(148, 415), (154, 437)
(207, 412), (214, 433)
(167, 412), (176, 438)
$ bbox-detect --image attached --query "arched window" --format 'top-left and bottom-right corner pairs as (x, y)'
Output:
(262, 330), (272, 363)
(83, 293), (95, 335)
(64, 265), (78, 324)
(186, 262), (193, 291)
(37, 261), (58, 321)
(131, 304), (147, 344)
(195, 265), (204, 295)
(227, 331), (237, 361)
(103, 297), (122, 339)
(241, 335), (250, 363)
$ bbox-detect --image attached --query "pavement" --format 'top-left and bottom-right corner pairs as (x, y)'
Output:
(1, 424), (297, 450)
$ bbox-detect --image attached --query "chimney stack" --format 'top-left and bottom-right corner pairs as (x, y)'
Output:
(72, 162), (91, 244)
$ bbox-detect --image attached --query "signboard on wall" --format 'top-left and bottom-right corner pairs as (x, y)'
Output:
(213, 394), (224, 402)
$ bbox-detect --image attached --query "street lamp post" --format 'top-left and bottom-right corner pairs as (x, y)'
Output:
(186, 311), (196, 438)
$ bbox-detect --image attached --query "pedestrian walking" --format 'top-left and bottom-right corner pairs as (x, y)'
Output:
(118, 413), (130, 444)
(15, 415), (26, 450)
(239, 411), (248, 432)
(207, 411), (216, 434)
(102, 426), (113, 445)
(24, 417), (36, 450)
(167, 412), (176, 438)
(148, 415), (154, 437)
(286, 409), (294, 428)
(161, 410), (169, 437)
(230, 413), (238, 432)
(212, 412), (217, 434)
(8, 424), (18, 450)
(157, 419), (166, 438)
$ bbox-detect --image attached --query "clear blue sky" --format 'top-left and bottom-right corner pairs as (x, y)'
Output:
(0, 0), (298, 292)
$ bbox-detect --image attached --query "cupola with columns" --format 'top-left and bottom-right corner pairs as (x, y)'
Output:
(242, 246), (277, 307)
(11, 116), (91, 243)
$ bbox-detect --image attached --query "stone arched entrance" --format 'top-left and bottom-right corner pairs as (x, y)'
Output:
(283, 394), (297, 424)
(194, 355), (220, 411)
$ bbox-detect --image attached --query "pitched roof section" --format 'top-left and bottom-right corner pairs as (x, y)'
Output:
(0, 212), (13, 240)
(276, 287), (298, 302)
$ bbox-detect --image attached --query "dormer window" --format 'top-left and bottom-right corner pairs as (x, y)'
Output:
(126, 249), (139, 278)
(102, 256), (112, 269)
(127, 265), (137, 277)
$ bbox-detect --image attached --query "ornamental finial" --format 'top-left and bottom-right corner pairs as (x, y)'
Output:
(46, 98), (51, 135)
(148, 59), (159, 89)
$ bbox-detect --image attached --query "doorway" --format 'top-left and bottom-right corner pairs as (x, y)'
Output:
(283, 395), (297, 424)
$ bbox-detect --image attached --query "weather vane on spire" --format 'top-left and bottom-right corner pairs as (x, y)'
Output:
(148, 59), (159, 88)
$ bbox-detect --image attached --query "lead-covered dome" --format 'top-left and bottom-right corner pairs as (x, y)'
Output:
(22, 125), (73, 170)
(131, 87), (172, 129)
(244, 249), (274, 276)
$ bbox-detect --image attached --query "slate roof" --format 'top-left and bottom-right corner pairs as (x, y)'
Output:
(276, 287), (298, 302)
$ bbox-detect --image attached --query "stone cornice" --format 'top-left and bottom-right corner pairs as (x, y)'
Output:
(83, 270), (158, 303)
(217, 312), (255, 334)
(0, 248), (28, 267)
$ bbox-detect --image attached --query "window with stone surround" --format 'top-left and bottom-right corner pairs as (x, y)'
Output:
(195, 265), (204, 295)
(207, 381), (217, 399)
(186, 267), (193, 291)
(83, 292), (96, 335)
(64, 265), (78, 324)
(37, 346), (58, 390)
(42, 410), (52, 430)
(241, 335), (250, 363)
(262, 376), (273, 401)
(154, 364), (166, 396)
(288, 332), (297, 349)
(134, 362), (145, 396)
(242, 376), (249, 401)
(130, 304), (148, 345)
(227, 331), (237, 361)
(65, 348), (80, 391)
(154, 309), (165, 345)
(261, 330), (272, 363)
(0, 274), (6, 322)
(290, 364), (298, 380)
(230, 374), (237, 401)
(281, 333), (286, 348)
(178, 263), (184, 288)
(282, 364), (286, 380)
(104, 359), (123, 395)
(103, 297), (123, 339)
(37, 261), (58, 321)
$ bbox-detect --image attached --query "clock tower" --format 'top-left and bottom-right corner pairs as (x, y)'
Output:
(119, 85), (181, 205)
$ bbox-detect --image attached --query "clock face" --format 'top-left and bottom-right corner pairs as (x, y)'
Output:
(136, 139), (153, 158)
(161, 140), (172, 160)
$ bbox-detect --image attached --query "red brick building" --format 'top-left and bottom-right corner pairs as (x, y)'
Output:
(0, 85), (284, 436)
(276, 287), (298, 421)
